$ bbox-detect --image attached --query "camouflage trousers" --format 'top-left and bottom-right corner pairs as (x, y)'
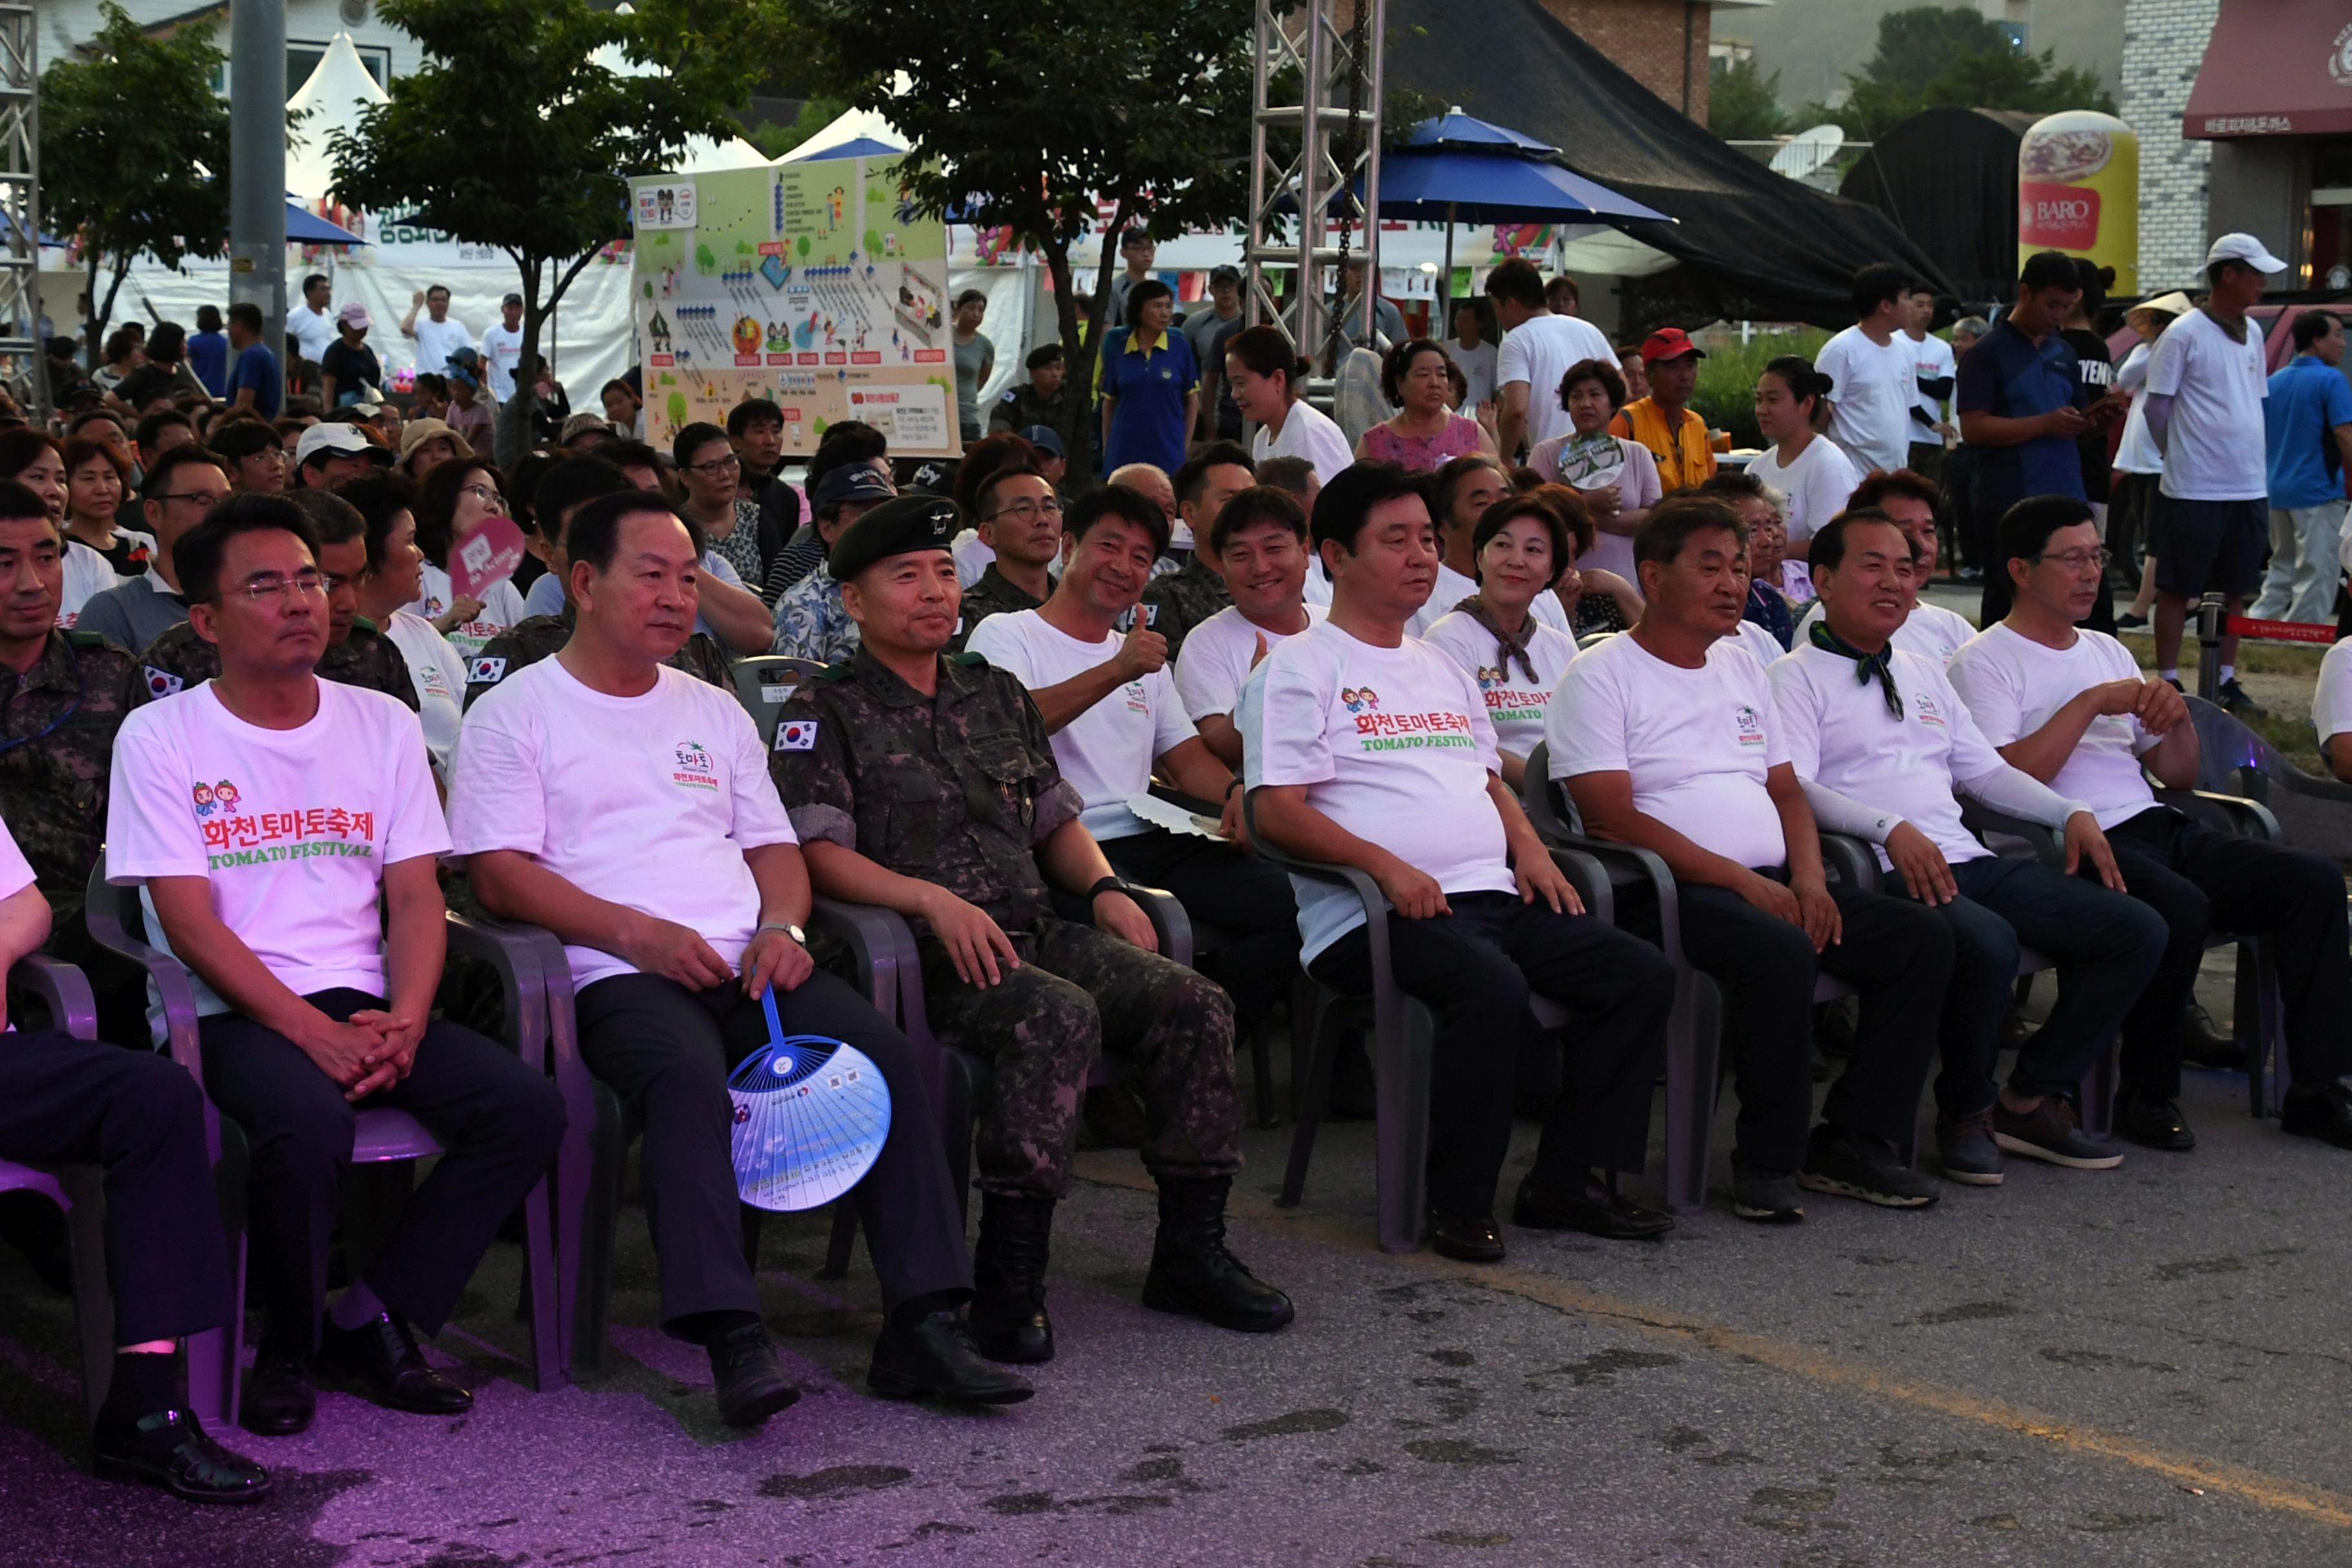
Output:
(917, 917), (1243, 1198)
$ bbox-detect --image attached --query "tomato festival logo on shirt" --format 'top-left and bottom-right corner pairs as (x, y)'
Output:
(672, 740), (720, 792)
(1912, 692), (1948, 729)
(200, 785), (378, 870)
(1338, 683), (1476, 752)
(1123, 680), (1150, 715)
(1340, 686), (1381, 714)
(1734, 703), (1767, 747)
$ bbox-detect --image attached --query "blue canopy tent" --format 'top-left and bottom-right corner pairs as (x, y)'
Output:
(283, 201), (368, 246)
(783, 135), (903, 162)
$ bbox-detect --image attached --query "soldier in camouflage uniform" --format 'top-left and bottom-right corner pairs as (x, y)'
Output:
(950, 467), (1057, 653)
(0, 490), (156, 1044)
(984, 343), (1068, 437)
(1139, 443), (1256, 659)
(772, 493), (1293, 1365)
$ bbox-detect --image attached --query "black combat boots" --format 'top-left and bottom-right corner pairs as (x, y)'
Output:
(969, 1191), (1056, 1364)
(1140, 1175), (1295, 1333)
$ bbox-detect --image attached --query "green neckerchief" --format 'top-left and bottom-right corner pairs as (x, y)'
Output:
(1807, 618), (1902, 719)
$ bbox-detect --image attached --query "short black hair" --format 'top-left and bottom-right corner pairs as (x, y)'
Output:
(2017, 249), (2082, 295)
(1174, 441), (1255, 507)
(139, 444), (228, 503)
(2293, 309), (2342, 352)
(195, 305), (223, 333)
(206, 418), (279, 465)
(1556, 357), (1626, 413)
(1255, 456), (1316, 500)
(1996, 493), (2098, 570)
(1807, 506), (1905, 574)
(1064, 484), (1170, 555)
(804, 420), (888, 499)
(531, 455), (632, 544)
(565, 490), (689, 576)
(1310, 461), (1424, 554)
(1484, 257), (1546, 310)
(134, 408), (194, 453)
(337, 473), (420, 573)
(1847, 467), (1940, 516)
(174, 493), (321, 603)
(1634, 494), (1747, 572)
(67, 407), (124, 439)
(1850, 262), (1908, 318)
(289, 486), (366, 547)
(1024, 342), (1064, 373)
(1379, 338), (1452, 405)
(1208, 484), (1308, 556)
(671, 420), (729, 471)
(227, 302), (262, 334)
(1470, 494), (1570, 577)
(301, 272), (328, 295)
(1431, 453), (1506, 531)
(725, 398), (785, 438)
(603, 439), (662, 477)
(0, 479), (49, 527)
(1696, 468), (1772, 509)
(1124, 279), (1173, 320)
(954, 288), (987, 309)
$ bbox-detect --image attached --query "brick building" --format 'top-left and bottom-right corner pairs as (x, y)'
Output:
(2118, 0), (2219, 291)
(1528, 0), (1766, 124)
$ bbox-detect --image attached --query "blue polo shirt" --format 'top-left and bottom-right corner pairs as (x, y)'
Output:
(1097, 324), (1198, 476)
(228, 340), (282, 418)
(2264, 353), (2352, 510)
(1957, 318), (2084, 517)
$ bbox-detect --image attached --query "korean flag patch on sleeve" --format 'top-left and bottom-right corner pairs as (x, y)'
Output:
(142, 666), (183, 700)
(774, 719), (819, 753)
(468, 656), (508, 685)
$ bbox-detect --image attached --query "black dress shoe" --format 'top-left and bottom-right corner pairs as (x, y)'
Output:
(1512, 1177), (1675, 1239)
(1425, 1209), (1505, 1263)
(2117, 1092), (2197, 1152)
(2281, 1083), (2352, 1149)
(317, 1310), (472, 1416)
(2182, 1004), (2247, 1071)
(709, 1321), (799, 1427)
(93, 1405), (271, 1504)
(237, 1341), (315, 1436)
(868, 1313), (1034, 1406)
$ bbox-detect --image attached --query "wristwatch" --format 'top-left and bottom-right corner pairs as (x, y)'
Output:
(758, 922), (807, 945)
(1086, 876), (1131, 903)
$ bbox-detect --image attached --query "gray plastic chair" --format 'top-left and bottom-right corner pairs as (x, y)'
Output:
(1243, 786), (1607, 1254)
(81, 865), (566, 1407)
(728, 655), (825, 747)
(2142, 779), (2292, 1117)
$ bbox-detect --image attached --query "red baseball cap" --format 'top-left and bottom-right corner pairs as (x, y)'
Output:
(1640, 327), (1707, 364)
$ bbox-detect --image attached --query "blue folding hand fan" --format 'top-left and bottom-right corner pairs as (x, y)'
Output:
(727, 991), (892, 1212)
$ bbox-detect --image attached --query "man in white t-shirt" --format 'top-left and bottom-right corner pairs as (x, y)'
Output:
(1901, 284), (1957, 480)
(2315, 633), (2352, 783)
(774, 496), (1293, 1362)
(288, 273), (337, 369)
(398, 284), (473, 378)
(478, 293), (527, 403)
(1792, 475), (1977, 666)
(455, 491), (1024, 1418)
(2142, 234), (2285, 700)
(1814, 264), (1917, 476)
(1771, 509), (2163, 1185)
(1949, 495), (2352, 1154)
(966, 484), (1302, 1043)
(1485, 257), (1614, 462)
(1172, 484), (1326, 767)
(1249, 464), (1675, 1264)
(0, 817), (270, 1501)
(104, 495), (565, 1440)
(1548, 494), (1952, 1223)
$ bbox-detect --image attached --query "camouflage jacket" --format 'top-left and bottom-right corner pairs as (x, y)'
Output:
(0, 631), (145, 921)
(950, 564), (1046, 654)
(135, 618), (420, 712)
(985, 380), (1066, 436)
(1138, 553), (1231, 662)
(462, 603), (732, 709)
(770, 647), (1083, 939)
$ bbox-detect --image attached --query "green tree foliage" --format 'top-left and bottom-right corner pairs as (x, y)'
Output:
(792, 0), (1256, 482)
(746, 98), (848, 161)
(38, 3), (233, 365)
(1807, 6), (2115, 142)
(1709, 57), (1792, 142)
(330, 0), (790, 462)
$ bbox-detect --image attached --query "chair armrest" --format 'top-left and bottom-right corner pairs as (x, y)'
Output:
(1545, 847), (1612, 926)
(1115, 885), (1193, 969)
(444, 913), (549, 1073)
(808, 896), (912, 1019)
(1818, 832), (1879, 892)
(1957, 799), (2066, 868)
(2156, 788), (2282, 843)
(10, 954), (97, 1041)
(2272, 766), (2352, 807)
(79, 864), (205, 1083)
(1148, 781), (1226, 819)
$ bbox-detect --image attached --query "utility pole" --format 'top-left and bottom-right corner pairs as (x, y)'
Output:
(1245, 0), (1382, 410)
(230, 0), (286, 366)
(0, 3), (39, 414)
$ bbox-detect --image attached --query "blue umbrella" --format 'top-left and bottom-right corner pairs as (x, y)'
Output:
(284, 201), (368, 246)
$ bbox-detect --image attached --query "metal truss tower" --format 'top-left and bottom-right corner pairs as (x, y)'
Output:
(1245, 0), (1383, 397)
(0, 3), (38, 411)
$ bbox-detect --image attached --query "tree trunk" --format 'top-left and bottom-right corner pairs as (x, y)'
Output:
(1044, 206), (1133, 490)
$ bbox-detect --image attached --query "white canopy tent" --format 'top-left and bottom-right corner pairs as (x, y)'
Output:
(283, 32), (387, 204)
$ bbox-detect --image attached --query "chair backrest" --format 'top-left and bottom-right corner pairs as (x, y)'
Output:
(81, 860), (144, 948)
(1519, 741), (1585, 840)
(2182, 692), (2352, 857)
(730, 655), (824, 745)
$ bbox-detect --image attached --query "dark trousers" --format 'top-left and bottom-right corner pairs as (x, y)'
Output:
(1923, 857), (2168, 1116)
(0, 1032), (231, 1345)
(1102, 827), (1302, 1027)
(2105, 807), (2352, 1099)
(1308, 891), (1674, 1217)
(1675, 877), (1952, 1173)
(200, 990), (566, 1351)
(574, 968), (968, 1331)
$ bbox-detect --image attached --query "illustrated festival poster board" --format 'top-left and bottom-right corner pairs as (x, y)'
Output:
(631, 159), (958, 458)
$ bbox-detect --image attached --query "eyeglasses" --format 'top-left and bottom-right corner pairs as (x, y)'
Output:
(319, 571), (355, 594)
(985, 498), (1063, 524)
(158, 491), (230, 508)
(230, 570), (327, 603)
(689, 454), (741, 475)
(2032, 548), (2112, 574)
(460, 482), (504, 507)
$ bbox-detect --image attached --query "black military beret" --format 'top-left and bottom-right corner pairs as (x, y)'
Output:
(828, 493), (962, 583)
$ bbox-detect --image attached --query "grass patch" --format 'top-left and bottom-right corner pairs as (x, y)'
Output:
(1692, 326), (1828, 450)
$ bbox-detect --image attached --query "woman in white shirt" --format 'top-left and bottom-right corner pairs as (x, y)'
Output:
(2112, 295), (2186, 629)
(405, 455), (528, 657)
(1748, 356), (1862, 562)
(1226, 324), (1354, 484)
(1420, 493), (1579, 790)
(1526, 357), (1660, 582)
(346, 476), (471, 781)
